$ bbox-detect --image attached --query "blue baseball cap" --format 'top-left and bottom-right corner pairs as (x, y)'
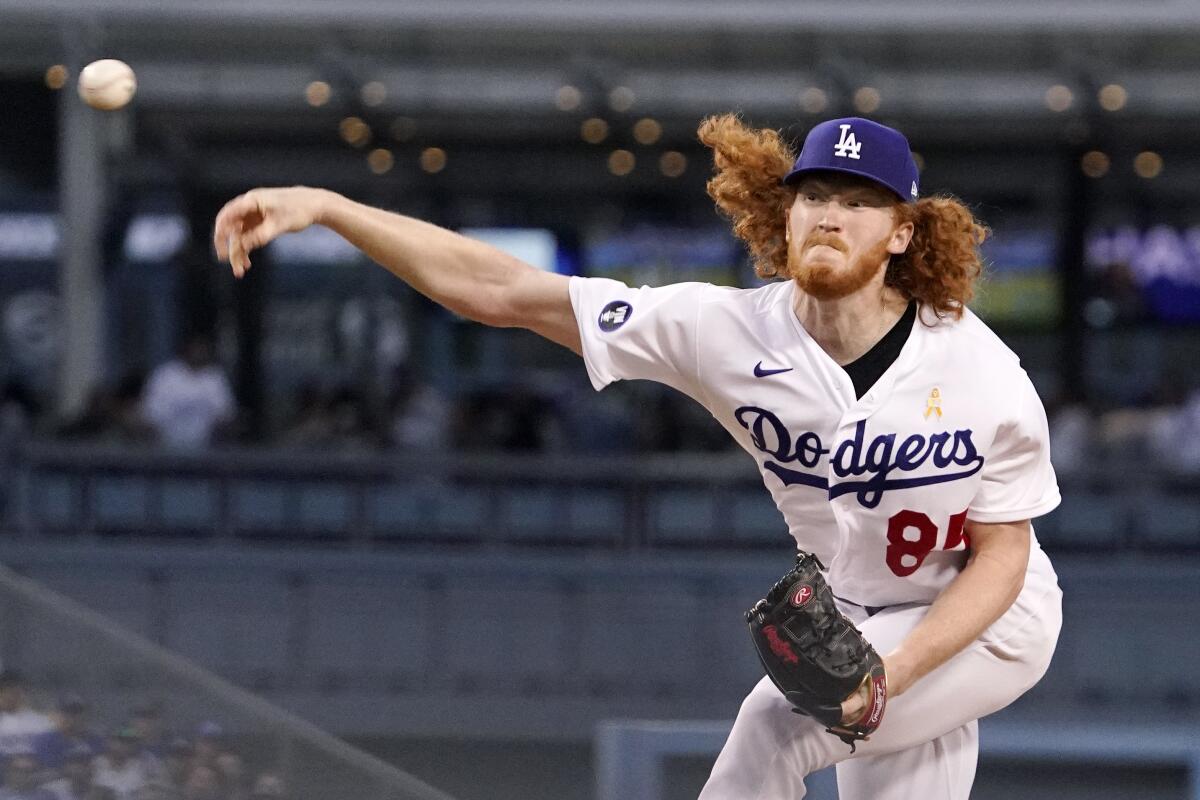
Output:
(783, 117), (919, 203)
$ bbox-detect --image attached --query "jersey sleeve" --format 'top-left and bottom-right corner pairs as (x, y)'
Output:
(568, 276), (708, 402)
(968, 372), (1061, 523)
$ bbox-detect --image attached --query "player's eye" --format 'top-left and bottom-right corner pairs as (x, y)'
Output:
(803, 192), (824, 203)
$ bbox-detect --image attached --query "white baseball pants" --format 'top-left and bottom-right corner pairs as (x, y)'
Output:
(698, 571), (1062, 800)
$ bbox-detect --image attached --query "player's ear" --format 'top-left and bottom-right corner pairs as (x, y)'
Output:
(887, 220), (914, 255)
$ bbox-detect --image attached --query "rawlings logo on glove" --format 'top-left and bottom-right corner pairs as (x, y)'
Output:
(746, 552), (888, 751)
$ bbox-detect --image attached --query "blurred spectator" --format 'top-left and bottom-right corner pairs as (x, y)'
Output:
(189, 725), (224, 771)
(247, 774), (283, 800)
(1101, 373), (1190, 460)
(0, 672), (54, 759)
(41, 744), (113, 800)
(128, 704), (167, 761)
(158, 740), (192, 794)
(325, 387), (375, 451)
(0, 380), (35, 443)
(454, 386), (561, 452)
(140, 336), (235, 449)
(1047, 389), (1094, 476)
(561, 388), (636, 454)
(633, 388), (730, 453)
(130, 787), (174, 800)
(278, 384), (376, 451)
(0, 382), (34, 537)
(93, 729), (150, 800)
(1086, 262), (1148, 326)
(212, 754), (244, 800)
(179, 766), (221, 800)
(57, 377), (153, 444)
(276, 383), (334, 448)
(32, 696), (103, 772)
(0, 751), (54, 800)
(1149, 386), (1200, 472)
(386, 368), (450, 451)
(0, 381), (36, 438)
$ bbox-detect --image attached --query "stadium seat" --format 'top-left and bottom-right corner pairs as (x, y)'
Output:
(365, 482), (430, 537)
(1038, 491), (1125, 548)
(296, 482), (353, 536)
(1134, 493), (1200, 548)
(566, 488), (625, 544)
(501, 487), (565, 538)
(649, 489), (718, 544)
(159, 479), (218, 531)
(231, 481), (289, 532)
(431, 484), (491, 536)
(29, 472), (79, 531)
(730, 489), (786, 545)
(94, 476), (150, 531)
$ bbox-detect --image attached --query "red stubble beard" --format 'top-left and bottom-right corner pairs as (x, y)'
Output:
(788, 230), (893, 301)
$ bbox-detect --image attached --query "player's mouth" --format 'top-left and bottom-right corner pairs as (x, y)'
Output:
(802, 232), (849, 255)
(804, 243), (848, 264)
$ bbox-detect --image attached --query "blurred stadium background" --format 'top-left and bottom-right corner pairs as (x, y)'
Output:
(0, 1), (1197, 798)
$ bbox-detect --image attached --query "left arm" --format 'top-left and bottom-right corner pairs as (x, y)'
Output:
(883, 518), (1030, 696)
(842, 371), (1057, 717)
(842, 518), (1030, 718)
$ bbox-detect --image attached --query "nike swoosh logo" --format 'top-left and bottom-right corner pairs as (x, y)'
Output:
(754, 361), (794, 378)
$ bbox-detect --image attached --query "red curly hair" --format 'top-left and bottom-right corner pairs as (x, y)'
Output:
(697, 114), (988, 320)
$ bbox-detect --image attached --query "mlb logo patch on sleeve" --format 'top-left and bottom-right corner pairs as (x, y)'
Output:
(598, 300), (632, 332)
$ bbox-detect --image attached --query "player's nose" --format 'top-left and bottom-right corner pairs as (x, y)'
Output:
(815, 202), (843, 231)
(816, 215), (842, 233)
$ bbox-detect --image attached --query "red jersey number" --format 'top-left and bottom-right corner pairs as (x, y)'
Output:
(885, 508), (970, 577)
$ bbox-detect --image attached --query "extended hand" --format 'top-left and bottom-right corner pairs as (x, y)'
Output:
(212, 187), (329, 277)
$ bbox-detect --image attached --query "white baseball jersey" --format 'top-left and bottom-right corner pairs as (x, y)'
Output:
(569, 276), (1060, 608)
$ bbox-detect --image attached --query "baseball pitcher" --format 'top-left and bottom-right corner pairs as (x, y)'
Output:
(214, 114), (1062, 800)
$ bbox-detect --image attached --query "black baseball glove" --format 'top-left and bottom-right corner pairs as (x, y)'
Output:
(746, 551), (887, 751)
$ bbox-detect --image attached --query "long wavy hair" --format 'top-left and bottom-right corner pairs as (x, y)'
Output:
(697, 113), (988, 320)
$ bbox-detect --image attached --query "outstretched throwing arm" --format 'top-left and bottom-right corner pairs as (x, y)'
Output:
(212, 187), (580, 353)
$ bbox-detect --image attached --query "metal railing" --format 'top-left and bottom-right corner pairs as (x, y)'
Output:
(4, 440), (772, 548)
(4, 439), (1199, 551)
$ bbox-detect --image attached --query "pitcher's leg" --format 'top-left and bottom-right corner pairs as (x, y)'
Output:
(699, 676), (843, 800)
(700, 592), (1059, 800)
(835, 721), (978, 800)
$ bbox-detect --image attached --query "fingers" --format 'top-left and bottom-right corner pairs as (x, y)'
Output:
(839, 679), (870, 724)
(240, 218), (279, 254)
(228, 225), (248, 279)
(214, 191), (277, 278)
(213, 192), (260, 260)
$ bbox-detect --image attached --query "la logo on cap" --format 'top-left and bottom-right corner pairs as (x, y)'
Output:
(833, 123), (862, 160)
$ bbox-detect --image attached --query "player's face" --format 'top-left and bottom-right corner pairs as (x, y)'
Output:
(785, 175), (913, 300)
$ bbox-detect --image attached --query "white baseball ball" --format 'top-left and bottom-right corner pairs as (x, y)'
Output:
(77, 59), (137, 111)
